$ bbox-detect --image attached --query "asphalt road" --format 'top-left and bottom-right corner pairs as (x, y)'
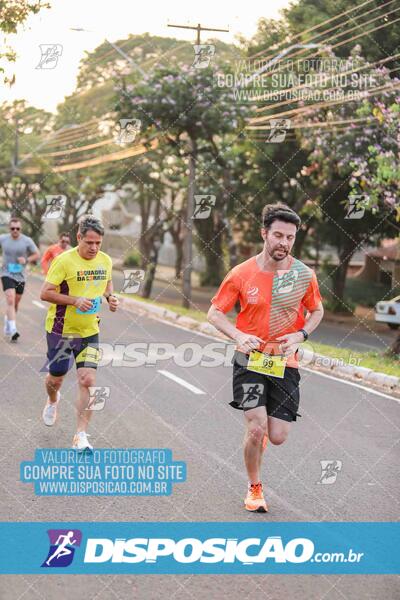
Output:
(112, 270), (396, 353)
(0, 275), (399, 599)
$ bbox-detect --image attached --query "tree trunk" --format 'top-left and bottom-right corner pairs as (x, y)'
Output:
(140, 197), (162, 298)
(293, 222), (311, 259)
(200, 222), (225, 286)
(141, 245), (159, 298)
(388, 332), (400, 356)
(331, 238), (359, 312)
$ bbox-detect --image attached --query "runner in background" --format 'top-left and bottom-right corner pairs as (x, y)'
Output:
(208, 203), (324, 513)
(0, 217), (40, 341)
(41, 232), (71, 275)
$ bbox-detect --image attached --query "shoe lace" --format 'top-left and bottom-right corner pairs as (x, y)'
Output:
(249, 482), (263, 498)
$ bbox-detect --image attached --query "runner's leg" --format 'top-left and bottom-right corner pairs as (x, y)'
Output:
(267, 416), (291, 445)
(4, 288), (16, 322)
(45, 374), (64, 404)
(14, 293), (23, 313)
(76, 367), (96, 433)
(243, 406), (268, 484)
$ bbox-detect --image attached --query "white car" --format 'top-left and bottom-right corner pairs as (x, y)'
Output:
(375, 295), (400, 330)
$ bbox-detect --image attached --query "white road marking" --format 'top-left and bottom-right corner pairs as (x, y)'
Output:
(32, 300), (46, 309)
(301, 367), (400, 403)
(157, 369), (205, 395)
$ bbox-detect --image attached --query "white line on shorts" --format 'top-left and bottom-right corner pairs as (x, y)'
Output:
(32, 300), (46, 309)
(157, 369), (205, 395)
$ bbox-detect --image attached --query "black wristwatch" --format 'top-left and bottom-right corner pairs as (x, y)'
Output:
(298, 328), (308, 341)
(104, 293), (115, 303)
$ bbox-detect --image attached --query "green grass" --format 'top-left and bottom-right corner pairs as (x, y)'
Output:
(121, 295), (400, 378)
(119, 293), (208, 322)
(309, 341), (400, 377)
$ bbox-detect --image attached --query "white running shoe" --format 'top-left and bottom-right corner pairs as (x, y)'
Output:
(72, 431), (93, 452)
(42, 392), (60, 426)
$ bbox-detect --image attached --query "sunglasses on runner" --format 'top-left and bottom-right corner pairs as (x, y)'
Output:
(10, 227), (21, 231)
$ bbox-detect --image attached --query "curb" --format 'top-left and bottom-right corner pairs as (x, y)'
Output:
(119, 295), (400, 396)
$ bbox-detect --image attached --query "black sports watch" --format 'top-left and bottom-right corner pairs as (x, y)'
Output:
(298, 328), (308, 341)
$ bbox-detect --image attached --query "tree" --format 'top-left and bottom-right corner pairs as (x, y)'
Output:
(296, 46), (399, 310)
(115, 64), (247, 305)
(0, 100), (55, 243)
(347, 91), (400, 355)
(0, 0), (50, 84)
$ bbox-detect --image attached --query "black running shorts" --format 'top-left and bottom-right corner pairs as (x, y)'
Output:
(1, 276), (25, 295)
(46, 332), (100, 376)
(231, 351), (301, 422)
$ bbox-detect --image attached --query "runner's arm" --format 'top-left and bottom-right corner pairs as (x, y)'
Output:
(40, 281), (91, 310)
(303, 301), (324, 336)
(40, 248), (52, 274)
(26, 238), (40, 264)
(276, 301), (324, 355)
(103, 280), (119, 312)
(207, 305), (264, 352)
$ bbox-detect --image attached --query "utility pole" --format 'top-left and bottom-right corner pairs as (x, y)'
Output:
(168, 22), (229, 45)
(168, 22), (229, 308)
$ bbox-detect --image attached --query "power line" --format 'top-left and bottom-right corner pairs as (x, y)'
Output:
(248, 80), (400, 125)
(248, 0), (378, 60)
(250, 55), (400, 114)
(245, 14), (400, 106)
(21, 139), (159, 174)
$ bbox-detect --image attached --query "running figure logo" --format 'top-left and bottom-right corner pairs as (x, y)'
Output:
(266, 119), (291, 142)
(345, 195), (366, 219)
(241, 383), (264, 409)
(192, 44), (215, 69)
(192, 195), (216, 219)
(44, 195), (66, 219)
(36, 44), (63, 69)
(121, 269), (145, 294)
(40, 336), (77, 373)
(318, 460), (343, 484)
(41, 529), (82, 567)
(86, 386), (110, 411)
(115, 118), (142, 145)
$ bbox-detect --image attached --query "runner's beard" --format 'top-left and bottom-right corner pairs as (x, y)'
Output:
(266, 241), (289, 262)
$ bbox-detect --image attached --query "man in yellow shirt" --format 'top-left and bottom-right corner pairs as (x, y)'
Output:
(40, 214), (119, 451)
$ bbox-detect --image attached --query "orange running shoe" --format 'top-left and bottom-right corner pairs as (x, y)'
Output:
(244, 482), (268, 512)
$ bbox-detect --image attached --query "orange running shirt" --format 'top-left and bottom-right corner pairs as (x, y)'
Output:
(41, 243), (64, 274)
(211, 255), (322, 368)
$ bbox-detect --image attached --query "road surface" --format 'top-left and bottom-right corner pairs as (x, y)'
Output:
(0, 275), (398, 599)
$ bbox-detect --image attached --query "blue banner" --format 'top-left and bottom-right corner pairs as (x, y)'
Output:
(0, 522), (398, 574)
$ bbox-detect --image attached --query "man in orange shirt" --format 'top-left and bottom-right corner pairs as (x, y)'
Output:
(207, 203), (324, 513)
(41, 233), (71, 274)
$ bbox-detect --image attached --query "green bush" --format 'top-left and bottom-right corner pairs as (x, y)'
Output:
(322, 296), (356, 315)
(123, 250), (141, 267)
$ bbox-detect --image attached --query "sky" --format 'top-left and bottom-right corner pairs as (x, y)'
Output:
(0, 0), (291, 112)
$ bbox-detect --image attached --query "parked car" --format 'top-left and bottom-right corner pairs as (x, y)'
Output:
(375, 295), (400, 329)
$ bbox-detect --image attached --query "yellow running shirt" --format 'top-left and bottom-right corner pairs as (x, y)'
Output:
(45, 247), (112, 337)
